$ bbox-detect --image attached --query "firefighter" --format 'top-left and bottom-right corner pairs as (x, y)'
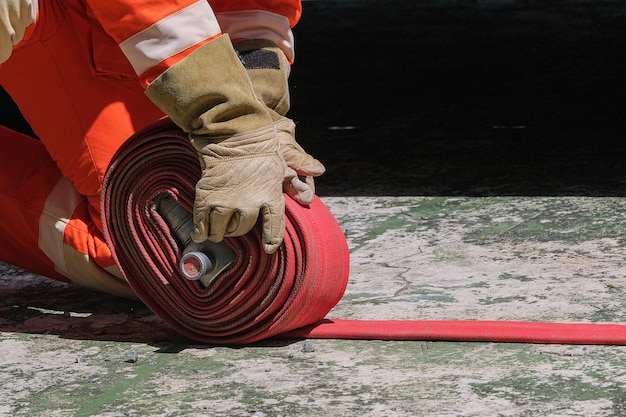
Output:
(0, 0), (324, 296)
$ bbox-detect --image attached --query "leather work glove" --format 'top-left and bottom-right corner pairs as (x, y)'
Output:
(234, 39), (325, 205)
(191, 126), (285, 253)
(275, 117), (325, 204)
(0, 0), (37, 64)
(146, 35), (285, 254)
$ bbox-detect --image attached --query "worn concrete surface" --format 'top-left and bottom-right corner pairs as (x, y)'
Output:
(3, 1), (626, 416)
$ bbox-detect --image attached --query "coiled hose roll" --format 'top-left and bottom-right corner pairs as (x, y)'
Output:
(101, 118), (349, 344)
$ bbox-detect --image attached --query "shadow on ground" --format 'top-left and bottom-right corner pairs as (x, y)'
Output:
(0, 262), (296, 347)
(0, 264), (184, 344)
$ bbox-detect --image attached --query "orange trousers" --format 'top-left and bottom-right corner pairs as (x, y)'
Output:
(0, 0), (300, 296)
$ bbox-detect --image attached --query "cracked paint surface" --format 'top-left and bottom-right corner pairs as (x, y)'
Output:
(3, 196), (626, 416)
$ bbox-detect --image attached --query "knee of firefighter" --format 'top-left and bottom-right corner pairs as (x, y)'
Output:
(61, 243), (137, 299)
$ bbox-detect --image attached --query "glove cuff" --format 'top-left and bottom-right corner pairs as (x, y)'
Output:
(234, 38), (291, 116)
(145, 34), (273, 137)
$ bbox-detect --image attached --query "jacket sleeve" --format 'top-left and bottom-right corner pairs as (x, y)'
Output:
(211, 0), (300, 64)
(85, 0), (222, 87)
(0, 0), (37, 64)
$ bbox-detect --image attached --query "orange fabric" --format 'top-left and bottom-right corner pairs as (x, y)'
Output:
(85, 0), (223, 86)
(0, 126), (116, 278)
(211, 0), (302, 27)
(0, 0), (165, 232)
(62, 205), (118, 269)
(0, 126), (69, 281)
(84, 0), (204, 43)
(0, 0), (163, 273)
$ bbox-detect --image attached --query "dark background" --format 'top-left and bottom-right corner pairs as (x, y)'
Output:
(3, 0), (626, 197)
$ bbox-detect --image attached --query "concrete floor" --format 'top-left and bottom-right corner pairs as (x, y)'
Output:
(3, 1), (626, 416)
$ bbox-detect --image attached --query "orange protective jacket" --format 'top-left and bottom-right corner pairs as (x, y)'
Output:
(0, 0), (301, 295)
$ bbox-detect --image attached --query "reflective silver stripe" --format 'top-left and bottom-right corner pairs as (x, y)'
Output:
(119, 0), (221, 76)
(31, 0), (38, 21)
(38, 176), (82, 279)
(216, 10), (295, 63)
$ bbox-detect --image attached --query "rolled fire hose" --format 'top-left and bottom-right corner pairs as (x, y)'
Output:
(102, 119), (626, 345)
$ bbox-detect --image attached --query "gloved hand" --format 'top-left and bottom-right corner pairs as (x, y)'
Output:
(234, 39), (325, 206)
(275, 117), (325, 205)
(146, 35), (286, 253)
(190, 126), (285, 253)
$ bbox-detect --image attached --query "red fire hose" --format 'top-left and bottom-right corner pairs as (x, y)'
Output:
(102, 119), (626, 345)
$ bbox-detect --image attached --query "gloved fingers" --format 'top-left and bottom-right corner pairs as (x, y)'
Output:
(222, 207), (259, 238)
(191, 206), (232, 243)
(283, 166), (315, 205)
(206, 207), (239, 242)
(281, 143), (326, 177)
(276, 124), (325, 177)
(191, 207), (210, 243)
(191, 206), (259, 243)
(291, 158), (326, 178)
(259, 198), (285, 254)
(189, 127), (286, 251)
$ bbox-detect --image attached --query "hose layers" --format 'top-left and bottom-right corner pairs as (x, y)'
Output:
(101, 118), (349, 344)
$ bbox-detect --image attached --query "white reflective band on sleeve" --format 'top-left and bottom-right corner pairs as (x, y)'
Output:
(216, 10), (295, 63)
(119, 0), (221, 76)
(31, 0), (38, 20)
(38, 176), (83, 279)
